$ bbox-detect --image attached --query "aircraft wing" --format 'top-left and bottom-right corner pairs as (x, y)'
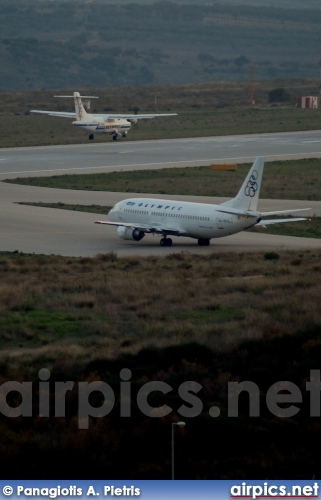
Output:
(95, 220), (185, 235)
(30, 110), (76, 118)
(103, 113), (177, 120)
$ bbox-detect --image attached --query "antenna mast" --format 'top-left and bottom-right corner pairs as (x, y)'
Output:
(249, 63), (255, 107)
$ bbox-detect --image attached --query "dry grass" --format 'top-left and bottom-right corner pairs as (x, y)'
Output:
(1, 250), (321, 479)
(1, 249), (321, 375)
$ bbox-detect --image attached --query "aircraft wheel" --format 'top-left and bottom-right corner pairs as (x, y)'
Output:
(160, 237), (172, 247)
(112, 135), (118, 141)
(198, 238), (210, 246)
(89, 134), (94, 141)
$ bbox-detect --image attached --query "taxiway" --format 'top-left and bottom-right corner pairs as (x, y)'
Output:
(0, 132), (320, 257)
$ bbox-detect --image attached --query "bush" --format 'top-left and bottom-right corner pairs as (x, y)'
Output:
(264, 251), (280, 260)
(268, 88), (292, 103)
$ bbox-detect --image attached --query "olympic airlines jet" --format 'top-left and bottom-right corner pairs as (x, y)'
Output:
(95, 157), (310, 247)
(30, 92), (177, 141)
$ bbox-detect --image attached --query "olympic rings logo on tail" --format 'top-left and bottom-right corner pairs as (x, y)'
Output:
(244, 169), (258, 197)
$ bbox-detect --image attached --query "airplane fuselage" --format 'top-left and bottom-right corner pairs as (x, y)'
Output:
(30, 91), (177, 142)
(96, 158), (309, 247)
(73, 117), (131, 136)
(109, 197), (259, 240)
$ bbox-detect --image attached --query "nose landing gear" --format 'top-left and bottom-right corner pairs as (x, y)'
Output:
(198, 238), (210, 246)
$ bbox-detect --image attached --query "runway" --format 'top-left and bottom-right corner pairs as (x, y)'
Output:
(0, 131), (320, 257)
(1, 130), (321, 179)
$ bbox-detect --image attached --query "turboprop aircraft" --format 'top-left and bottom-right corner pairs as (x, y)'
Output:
(30, 91), (177, 141)
(95, 156), (310, 247)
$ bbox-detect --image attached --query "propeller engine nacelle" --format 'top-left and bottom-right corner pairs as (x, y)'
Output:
(127, 118), (137, 124)
(117, 226), (145, 241)
(95, 122), (109, 130)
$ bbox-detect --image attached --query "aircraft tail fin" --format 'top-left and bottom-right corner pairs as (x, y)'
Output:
(54, 92), (98, 122)
(221, 156), (264, 212)
(73, 92), (90, 121)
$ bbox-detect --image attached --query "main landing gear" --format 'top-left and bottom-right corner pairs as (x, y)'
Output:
(159, 237), (209, 247)
(198, 238), (210, 246)
(89, 134), (94, 141)
(160, 236), (172, 247)
(112, 134), (118, 141)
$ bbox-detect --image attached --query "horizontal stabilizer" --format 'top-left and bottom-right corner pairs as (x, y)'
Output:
(217, 206), (311, 219)
(260, 208), (311, 216)
(54, 95), (98, 98)
(256, 217), (309, 227)
(217, 207), (261, 218)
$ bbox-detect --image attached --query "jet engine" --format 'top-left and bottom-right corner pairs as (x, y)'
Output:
(127, 118), (138, 124)
(117, 226), (145, 241)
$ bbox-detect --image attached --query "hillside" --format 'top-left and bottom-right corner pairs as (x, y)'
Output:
(0, 1), (320, 89)
(68, 0), (321, 8)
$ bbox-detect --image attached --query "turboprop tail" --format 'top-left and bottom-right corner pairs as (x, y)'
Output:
(54, 92), (98, 121)
(73, 92), (90, 121)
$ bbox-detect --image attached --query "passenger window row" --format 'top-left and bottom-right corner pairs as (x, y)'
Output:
(124, 208), (210, 221)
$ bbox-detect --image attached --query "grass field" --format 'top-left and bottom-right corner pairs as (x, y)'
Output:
(2, 106), (321, 148)
(0, 249), (319, 369)
(1, 79), (321, 148)
(1, 249), (321, 478)
(7, 158), (321, 200)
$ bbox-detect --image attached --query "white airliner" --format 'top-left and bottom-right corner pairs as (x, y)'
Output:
(95, 157), (310, 247)
(30, 91), (177, 141)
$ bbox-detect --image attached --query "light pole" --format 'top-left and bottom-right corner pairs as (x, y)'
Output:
(171, 421), (186, 480)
